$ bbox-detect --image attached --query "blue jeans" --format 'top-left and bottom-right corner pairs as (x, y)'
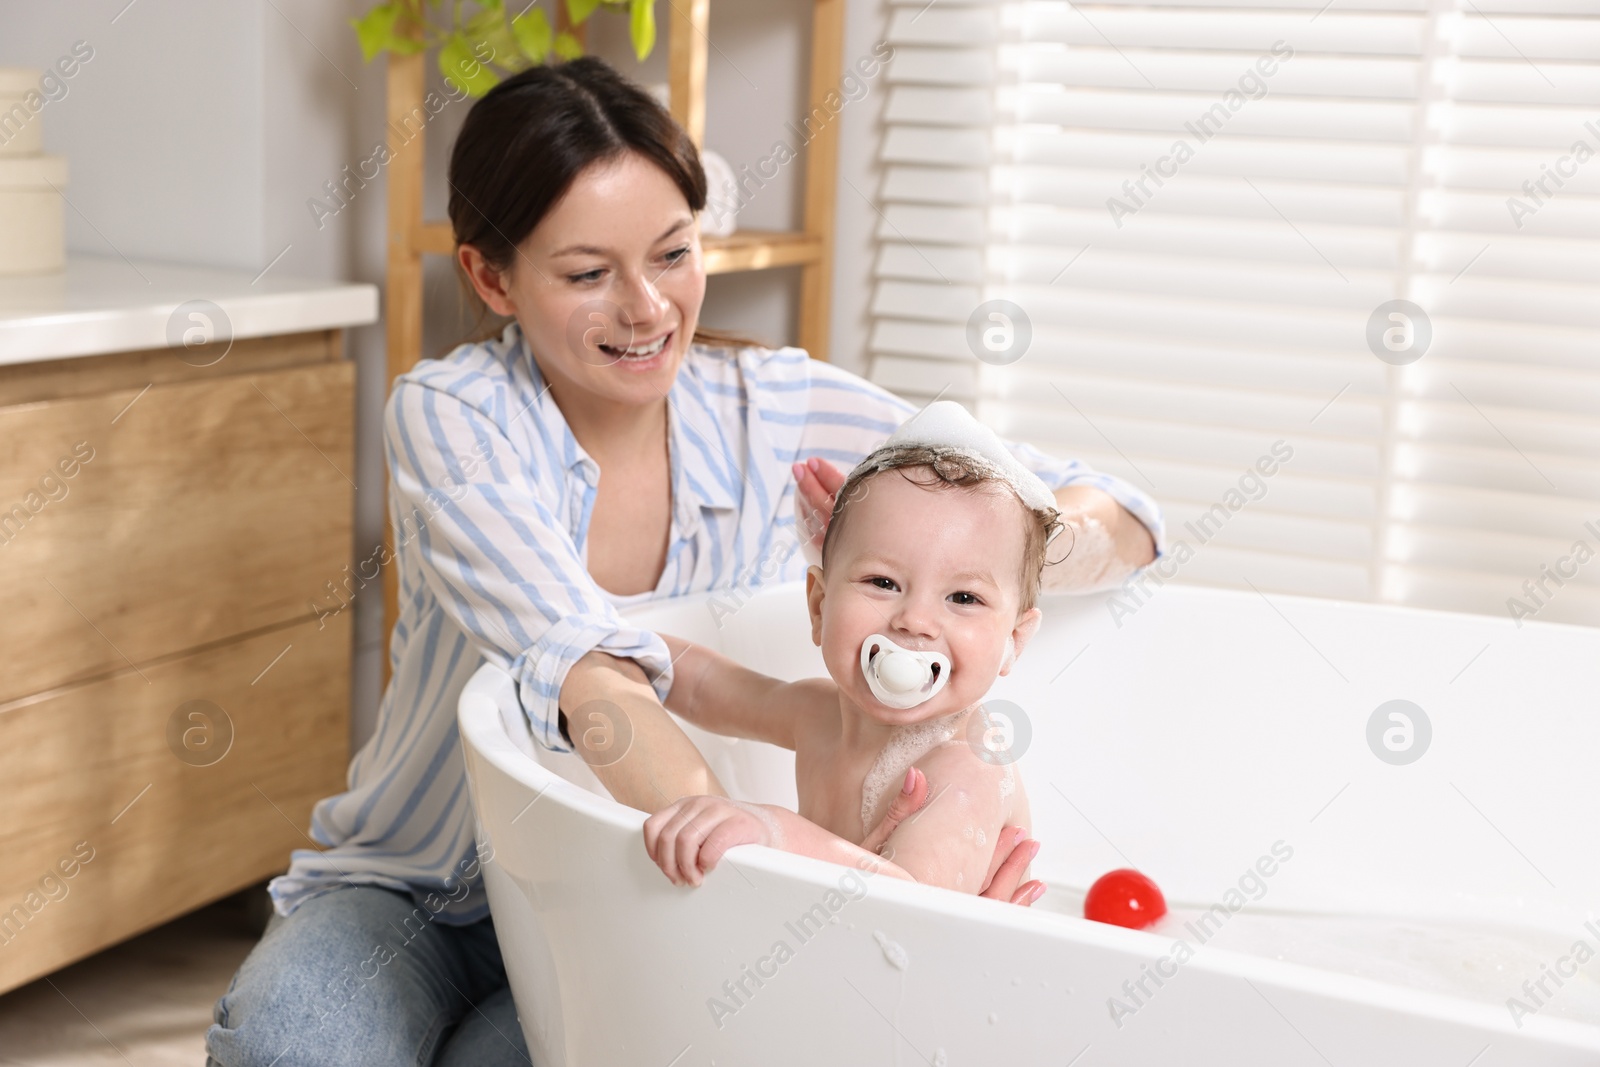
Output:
(205, 884), (533, 1066)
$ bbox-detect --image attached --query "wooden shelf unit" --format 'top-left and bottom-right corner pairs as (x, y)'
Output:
(381, 0), (845, 671)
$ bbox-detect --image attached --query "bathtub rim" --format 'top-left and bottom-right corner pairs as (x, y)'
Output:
(459, 652), (1600, 1053)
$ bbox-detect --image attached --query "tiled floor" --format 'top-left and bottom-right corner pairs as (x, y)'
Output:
(0, 888), (265, 1066)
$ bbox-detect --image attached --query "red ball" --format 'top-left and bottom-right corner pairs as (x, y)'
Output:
(1084, 869), (1167, 930)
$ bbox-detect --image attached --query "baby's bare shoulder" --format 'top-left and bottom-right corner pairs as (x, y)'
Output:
(786, 676), (838, 717)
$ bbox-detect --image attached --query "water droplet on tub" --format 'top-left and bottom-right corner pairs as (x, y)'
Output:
(1011, 976), (1022, 986)
(873, 930), (909, 971)
(988, 1011), (998, 1024)
(932, 1050), (948, 1067)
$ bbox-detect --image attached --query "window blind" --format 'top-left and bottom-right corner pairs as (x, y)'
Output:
(867, 0), (1600, 627)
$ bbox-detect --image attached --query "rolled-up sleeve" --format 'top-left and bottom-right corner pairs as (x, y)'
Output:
(384, 379), (671, 752)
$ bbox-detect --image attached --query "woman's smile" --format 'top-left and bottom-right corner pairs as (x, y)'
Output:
(597, 325), (676, 373)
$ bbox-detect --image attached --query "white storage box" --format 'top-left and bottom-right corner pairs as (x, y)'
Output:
(0, 69), (44, 158)
(0, 155), (68, 276)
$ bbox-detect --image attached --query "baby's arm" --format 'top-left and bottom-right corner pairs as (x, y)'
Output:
(644, 794), (920, 888)
(660, 634), (833, 751)
(645, 758), (1031, 895)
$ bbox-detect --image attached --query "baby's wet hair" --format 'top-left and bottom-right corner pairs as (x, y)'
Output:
(819, 444), (1062, 611)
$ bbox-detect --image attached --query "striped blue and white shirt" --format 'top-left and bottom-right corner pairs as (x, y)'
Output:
(269, 322), (1165, 923)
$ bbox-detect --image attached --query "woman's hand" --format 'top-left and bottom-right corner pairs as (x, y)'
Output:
(858, 766), (928, 854)
(643, 795), (772, 887)
(983, 826), (1045, 906)
(1044, 485), (1158, 593)
(862, 767), (1045, 906)
(792, 456), (848, 563)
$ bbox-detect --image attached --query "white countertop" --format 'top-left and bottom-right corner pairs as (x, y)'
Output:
(0, 255), (380, 365)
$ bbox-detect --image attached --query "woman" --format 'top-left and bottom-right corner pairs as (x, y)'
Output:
(207, 56), (1162, 1067)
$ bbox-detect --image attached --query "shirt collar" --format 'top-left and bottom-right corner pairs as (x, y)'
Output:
(518, 326), (597, 482)
(666, 383), (740, 523)
(517, 323), (740, 514)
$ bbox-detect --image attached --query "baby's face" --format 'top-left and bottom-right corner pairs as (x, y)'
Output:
(807, 469), (1042, 726)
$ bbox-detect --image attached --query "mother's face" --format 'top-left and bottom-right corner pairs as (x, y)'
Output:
(465, 151), (707, 410)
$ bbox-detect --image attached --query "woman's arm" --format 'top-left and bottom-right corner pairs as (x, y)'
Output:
(561, 649), (727, 812)
(659, 634), (816, 750)
(1042, 483), (1157, 592)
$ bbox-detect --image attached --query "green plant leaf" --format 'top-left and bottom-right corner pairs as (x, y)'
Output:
(553, 29), (584, 60)
(567, 0), (604, 26)
(629, 0), (655, 61)
(440, 32), (501, 96)
(511, 7), (553, 63)
(464, 5), (518, 69)
(351, 3), (426, 61)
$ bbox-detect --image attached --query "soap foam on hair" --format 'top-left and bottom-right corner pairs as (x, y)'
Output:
(881, 400), (1055, 512)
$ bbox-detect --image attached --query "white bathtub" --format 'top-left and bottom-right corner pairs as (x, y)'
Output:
(458, 580), (1600, 1065)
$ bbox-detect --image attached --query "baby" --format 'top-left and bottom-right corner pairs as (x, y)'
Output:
(643, 402), (1060, 898)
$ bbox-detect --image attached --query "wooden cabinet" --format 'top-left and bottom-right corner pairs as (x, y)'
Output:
(0, 328), (354, 994)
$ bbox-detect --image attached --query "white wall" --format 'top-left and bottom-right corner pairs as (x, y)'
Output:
(3, 2), (270, 268)
(1, 0), (890, 747)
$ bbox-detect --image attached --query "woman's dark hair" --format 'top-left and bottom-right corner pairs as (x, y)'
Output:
(448, 55), (769, 352)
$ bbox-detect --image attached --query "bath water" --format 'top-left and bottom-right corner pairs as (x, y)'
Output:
(1038, 886), (1600, 1026)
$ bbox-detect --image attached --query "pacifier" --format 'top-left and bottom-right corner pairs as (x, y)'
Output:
(859, 634), (951, 709)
